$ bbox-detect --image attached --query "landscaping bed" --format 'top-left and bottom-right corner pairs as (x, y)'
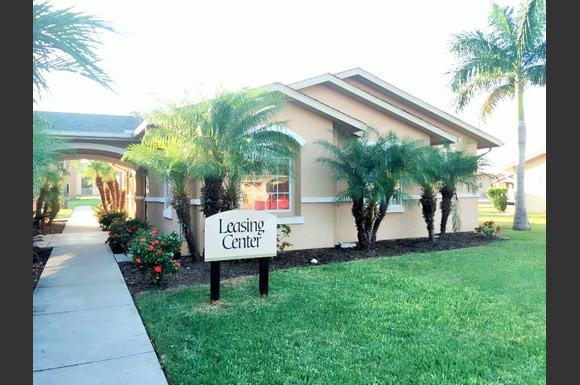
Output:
(33, 247), (53, 289)
(38, 220), (67, 235)
(119, 231), (504, 295)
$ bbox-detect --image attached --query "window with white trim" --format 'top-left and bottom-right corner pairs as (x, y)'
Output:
(241, 159), (291, 212)
(388, 180), (403, 211)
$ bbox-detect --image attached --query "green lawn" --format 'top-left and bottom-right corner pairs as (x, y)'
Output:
(55, 198), (101, 220)
(136, 206), (546, 385)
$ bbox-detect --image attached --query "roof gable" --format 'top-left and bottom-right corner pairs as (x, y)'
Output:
(290, 68), (503, 148)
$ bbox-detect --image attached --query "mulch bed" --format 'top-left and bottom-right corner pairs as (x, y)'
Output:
(119, 232), (506, 296)
(38, 220), (67, 235)
(33, 247), (53, 289)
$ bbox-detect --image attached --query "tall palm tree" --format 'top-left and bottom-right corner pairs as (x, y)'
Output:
(33, 0), (115, 100)
(449, 0), (546, 230)
(410, 145), (442, 242)
(123, 124), (200, 259)
(317, 131), (419, 250)
(436, 144), (481, 235)
(185, 88), (301, 217)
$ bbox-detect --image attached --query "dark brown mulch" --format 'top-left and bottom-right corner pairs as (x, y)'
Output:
(33, 247), (53, 289)
(119, 232), (506, 296)
(38, 220), (67, 235)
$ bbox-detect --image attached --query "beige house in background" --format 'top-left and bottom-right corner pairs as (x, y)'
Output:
(504, 149), (546, 213)
(41, 68), (503, 255)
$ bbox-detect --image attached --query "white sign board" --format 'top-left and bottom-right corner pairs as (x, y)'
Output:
(204, 210), (277, 262)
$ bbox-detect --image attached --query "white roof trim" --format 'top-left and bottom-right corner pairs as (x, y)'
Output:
(47, 130), (134, 139)
(62, 142), (126, 156)
(290, 74), (456, 143)
(251, 124), (306, 146)
(334, 68), (503, 147)
(264, 83), (368, 132)
(132, 119), (149, 137)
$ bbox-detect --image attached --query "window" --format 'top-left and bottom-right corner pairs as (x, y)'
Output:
(241, 159), (291, 211)
(389, 180), (403, 208)
(163, 180), (172, 219)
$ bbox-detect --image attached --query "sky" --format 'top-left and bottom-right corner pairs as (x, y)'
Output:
(35, 0), (546, 170)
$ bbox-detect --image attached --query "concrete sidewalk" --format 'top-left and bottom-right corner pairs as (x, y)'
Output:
(33, 206), (168, 385)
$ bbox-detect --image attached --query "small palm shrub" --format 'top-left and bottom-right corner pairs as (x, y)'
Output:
(475, 220), (501, 239)
(486, 187), (508, 212)
(129, 228), (181, 284)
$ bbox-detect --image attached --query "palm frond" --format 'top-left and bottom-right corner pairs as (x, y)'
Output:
(480, 82), (515, 119)
(33, 1), (115, 99)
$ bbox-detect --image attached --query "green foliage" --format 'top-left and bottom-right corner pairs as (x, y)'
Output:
(105, 218), (150, 254)
(449, 0), (546, 118)
(97, 209), (127, 231)
(128, 228), (181, 285)
(277, 224), (293, 251)
(476, 220), (502, 239)
(486, 187), (508, 212)
(33, 0), (115, 99)
(33, 114), (66, 197)
(135, 210), (545, 384)
(81, 161), (116, 181)
(317, 131), (421, 249)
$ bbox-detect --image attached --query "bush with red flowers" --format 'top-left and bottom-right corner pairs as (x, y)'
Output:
(106, 218), (150, 253)
(128, 228), (181, 284)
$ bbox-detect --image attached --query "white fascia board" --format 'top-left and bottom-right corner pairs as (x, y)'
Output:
(290, 74), (456, 143)
(264, 83), (368, 133)
(144, 196), (165, 203)
(47, 130), (135, 139)
(335, 68), (504, 147)
(132, 120), (149, 137)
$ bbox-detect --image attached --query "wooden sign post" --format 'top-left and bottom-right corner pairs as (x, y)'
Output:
(204, 210), (277, 303)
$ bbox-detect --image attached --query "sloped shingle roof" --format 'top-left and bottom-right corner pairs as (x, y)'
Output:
(37, 111), (143, 138)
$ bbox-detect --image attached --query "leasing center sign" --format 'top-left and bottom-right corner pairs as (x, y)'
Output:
(204, 210), (277, 262)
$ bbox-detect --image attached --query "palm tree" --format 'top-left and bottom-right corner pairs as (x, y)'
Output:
(410, 145), (442, 242)
(82, 161), (116, 212)
(184, 88), (301, 217)
(436, 144), (481, 235)
(123, 124), (200, 259)
(33, 114), (66, 197)
(449, 0), (545, 230)
(317, 131), (419, 250)
(33, 0), (115, 100)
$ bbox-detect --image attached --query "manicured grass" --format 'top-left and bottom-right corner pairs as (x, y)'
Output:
(56, 198), (101, 219)
(136, 208), (546, 385)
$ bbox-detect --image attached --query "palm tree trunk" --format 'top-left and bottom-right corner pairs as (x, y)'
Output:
(370, 202), (388, 247)
(95, 175), (108, 212)
(171, 191), (198, 260)
(439, 187), (454, 235)
(420, 189), (437, 242)
(513, 83), (531, 230)
(201, 177), (224, 217)
(222, 174), (241, 211)
(352, 198), (369, 250)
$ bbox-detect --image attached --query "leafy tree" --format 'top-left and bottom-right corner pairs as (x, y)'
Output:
(123, 124), (200, 258)
(449, 0), (545, 230)
(435, 144), (481, 235)
(176, 88), (300, 217)
(317, 131), (419, 250)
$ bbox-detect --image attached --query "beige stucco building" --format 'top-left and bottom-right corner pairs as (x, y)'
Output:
(41, 68), (503, 255)
(504, 149), (546, 213)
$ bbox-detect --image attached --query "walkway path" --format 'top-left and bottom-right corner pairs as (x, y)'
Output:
(33, 206), (168, 385)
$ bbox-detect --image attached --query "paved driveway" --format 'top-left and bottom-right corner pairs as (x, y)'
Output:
(33, 206), (168, 385)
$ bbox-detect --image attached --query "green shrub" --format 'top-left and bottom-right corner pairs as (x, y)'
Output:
(277, 224), (293, 251)
(475, 220), (501, 239)
(97, 209), (127, 230)
(105, 218), (150, 253)
(486, 187), (508, 212)
(128, 228), (180, 284)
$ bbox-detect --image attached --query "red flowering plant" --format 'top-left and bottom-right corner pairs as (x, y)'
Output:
(106, 218), (150, 254)
(128, 228), (181, 284)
